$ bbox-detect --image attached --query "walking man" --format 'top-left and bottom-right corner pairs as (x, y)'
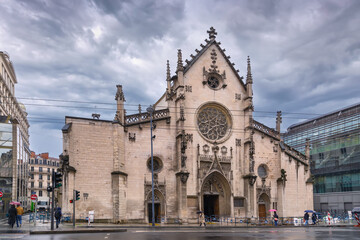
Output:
(16, 204), (24, 227)
(55, 207), (62, 228)
(8, 205), (17, 228)
(304, 212), (309, 226)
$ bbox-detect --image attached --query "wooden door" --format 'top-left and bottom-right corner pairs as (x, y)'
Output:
(259, 204), (266, 218)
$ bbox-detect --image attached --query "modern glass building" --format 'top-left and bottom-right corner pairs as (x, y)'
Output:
(283, 103), (360, 214)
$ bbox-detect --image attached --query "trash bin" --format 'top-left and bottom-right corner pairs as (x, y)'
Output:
(88, 211), (94, 226)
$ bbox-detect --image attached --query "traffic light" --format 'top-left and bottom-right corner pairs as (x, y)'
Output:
(70, 199), (73, 203)
(54, 172), (62, 188)
(75, 190), (80, 201)
(47, 186), (53, 192)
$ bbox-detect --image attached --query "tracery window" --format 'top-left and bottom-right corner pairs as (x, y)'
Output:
(197, 103), (231, 142)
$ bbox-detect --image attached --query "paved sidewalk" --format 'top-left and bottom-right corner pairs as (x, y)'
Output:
(0, 215), (358, 235)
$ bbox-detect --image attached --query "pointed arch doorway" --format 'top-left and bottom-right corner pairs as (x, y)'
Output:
(146, 189), (165, 223)
(201, 171), (231, 217)
(258, 193), (270, 220)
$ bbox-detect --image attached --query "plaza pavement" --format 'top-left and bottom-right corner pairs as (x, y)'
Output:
(0, 214), (358, 235)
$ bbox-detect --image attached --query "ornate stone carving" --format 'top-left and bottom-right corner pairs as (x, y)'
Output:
(249, 132), (255, 173)
(244, 174), (257, 186)
(207, 26), (217, 40)
(185, 85), (192, 92)
(181, 154), (187, 168)
(199, 155), (231, 163)
(129, 132), (136, 142)
(236, 139), (241, 146)
(202, 175), (224, 196)
(176, 170), (189, 184)
(203, 144), (210, 153)
(235, 93), (241, 100)
(125, 109), (170, 126)
(180, 105), (185, 121)
(197, 106), (229, 141)
(221, 146), (227, 155)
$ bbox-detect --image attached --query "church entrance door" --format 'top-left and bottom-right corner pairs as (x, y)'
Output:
(148, 203), (161, 223)
(201, 171), (231, 217)
(258, 204), (266, 219)
(203, 194), (219, 217)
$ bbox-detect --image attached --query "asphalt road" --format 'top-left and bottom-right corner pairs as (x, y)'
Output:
(1, 227), (359, 240)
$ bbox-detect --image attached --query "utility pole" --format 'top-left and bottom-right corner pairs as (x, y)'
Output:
(147, 105), (155, 227)
(50, 169), (55, 230)
(73, 190), (76, 227)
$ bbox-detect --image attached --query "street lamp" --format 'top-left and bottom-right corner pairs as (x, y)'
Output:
(146, 105), (155, 227)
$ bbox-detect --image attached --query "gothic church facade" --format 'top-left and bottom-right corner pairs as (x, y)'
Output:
(61, 28), (313, 223)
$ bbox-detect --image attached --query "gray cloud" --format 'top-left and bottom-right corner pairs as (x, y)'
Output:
(0, 0), (359, 156)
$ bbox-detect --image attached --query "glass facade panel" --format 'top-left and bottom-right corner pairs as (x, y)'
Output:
(283, 106), (360, 199)
(0, 122), (12, 219)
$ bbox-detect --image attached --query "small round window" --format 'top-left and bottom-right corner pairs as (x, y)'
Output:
(147, 157), (163, 173)
(207, 76), (220, 89)
(258, 165), (268, 178)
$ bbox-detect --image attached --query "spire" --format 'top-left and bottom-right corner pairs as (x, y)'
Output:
(276, 111), (282, 133)
(176, 49), (184, 72)
(207, 27), (217, 41)
(114, 85), (126, 124)
(166, 60), (171, 81)
(166, 60), (171, 94)
(115, 85), (125, 102)
(246, 56), (253, 84)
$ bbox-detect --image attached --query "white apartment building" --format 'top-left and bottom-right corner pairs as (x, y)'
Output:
(0, 51), (30, 219)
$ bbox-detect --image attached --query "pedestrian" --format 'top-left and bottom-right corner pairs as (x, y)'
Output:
(199, 212), (206, 227)
(16, 204), (24, 227)
(304, 212), (309, 226)
(273, 211), (279, 226)
(312, 213), (317, 225)
(8, 205), (17, 228)
(55, 207), (62, 228)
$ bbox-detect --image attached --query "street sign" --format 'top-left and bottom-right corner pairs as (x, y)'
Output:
(0, 192), (3, 197)
(31, 194), (37, 200)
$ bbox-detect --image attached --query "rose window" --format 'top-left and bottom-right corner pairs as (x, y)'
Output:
(207, 76), (220, 89)
(197, 104), (231, 142)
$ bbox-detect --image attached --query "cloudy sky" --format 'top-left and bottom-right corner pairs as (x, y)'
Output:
(1, 0), (359, 157)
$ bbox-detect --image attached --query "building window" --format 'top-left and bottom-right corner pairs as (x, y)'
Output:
(258, 165), (268, 179)
(39, 160), (42, 164)
(39, 182), (42, 188)
(341, 147), (347, 156)
(43, 159), (47, 165)
(47, 168), (50, 173)
(57, 163), (59, 167)
(35, 159), (38, 164)
(31, 174), (34, 179)
(47, 175), (50, 180)
(31, 159), (34, 164)
(31, 166), (34, 172)
(319, 153), (324, 160)
(31, 182), (34, 188)
(39, 167), (42, 172)
(147, 157), (163, 173)
(234, 198), (244, 207)
(39, 174), (42, 180)
(39, 190), (43, 197)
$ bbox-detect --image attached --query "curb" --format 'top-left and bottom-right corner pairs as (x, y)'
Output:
(29, 228), (127, 235)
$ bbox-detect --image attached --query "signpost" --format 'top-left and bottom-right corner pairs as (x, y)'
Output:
(0, 191), (3, 203)
(31, 194), (38, 226)
(31, 194), (37, 201)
